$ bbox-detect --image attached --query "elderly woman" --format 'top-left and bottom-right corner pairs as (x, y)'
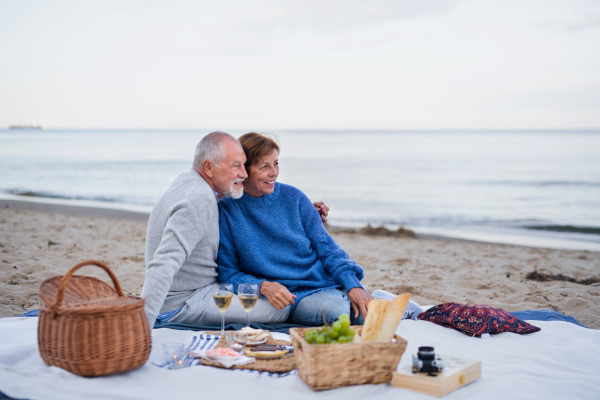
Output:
(217, 132), (373, 325)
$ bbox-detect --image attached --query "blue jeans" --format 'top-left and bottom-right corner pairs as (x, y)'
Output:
(288, 288), (365, 326)
(169, 282), (289, 326)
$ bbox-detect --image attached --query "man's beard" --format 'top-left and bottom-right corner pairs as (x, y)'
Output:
(223, 179), (244, 199)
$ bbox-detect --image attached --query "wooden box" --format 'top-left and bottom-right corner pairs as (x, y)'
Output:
(392, 356), (481, 397)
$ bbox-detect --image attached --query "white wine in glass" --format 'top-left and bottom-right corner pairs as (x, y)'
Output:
(238, 283), (259, 328)
(213, 283), (233, 336)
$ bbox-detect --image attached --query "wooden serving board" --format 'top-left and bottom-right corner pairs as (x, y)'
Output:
(198, 332), (295, 373)
(392, 356), (481, 397)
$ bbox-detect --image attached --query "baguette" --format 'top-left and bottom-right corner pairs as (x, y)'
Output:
(361, 298), (390, 342)
(373, 293), (411, 343)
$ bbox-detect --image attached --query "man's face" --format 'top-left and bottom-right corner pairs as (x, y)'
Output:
(213, 139), (248, 199)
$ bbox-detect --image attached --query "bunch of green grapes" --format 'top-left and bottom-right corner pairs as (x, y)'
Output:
(304, 314), (356, 344)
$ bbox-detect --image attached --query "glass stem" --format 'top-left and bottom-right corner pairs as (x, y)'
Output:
(246, 312), (250, 328)
(221, 314), (225, 335)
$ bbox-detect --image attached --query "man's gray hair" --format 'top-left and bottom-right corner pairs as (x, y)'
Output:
(193, 131), (238, 170)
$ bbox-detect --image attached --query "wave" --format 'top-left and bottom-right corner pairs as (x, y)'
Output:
(471, 180), (600, 187)
(2, 189), (136, 205)
(524, 224), (600, 235)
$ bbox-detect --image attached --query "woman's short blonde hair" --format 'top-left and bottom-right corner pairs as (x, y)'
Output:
(239, 132), (280, 176)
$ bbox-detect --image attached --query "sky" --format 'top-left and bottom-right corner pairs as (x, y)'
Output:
(0, 0), (599, 130)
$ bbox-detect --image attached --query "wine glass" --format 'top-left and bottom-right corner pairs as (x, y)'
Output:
(238, 283), (259, 328)
(213, 283), (233, 336)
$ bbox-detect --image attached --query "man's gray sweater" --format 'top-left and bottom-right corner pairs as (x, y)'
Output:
(141, 169), (219, 327)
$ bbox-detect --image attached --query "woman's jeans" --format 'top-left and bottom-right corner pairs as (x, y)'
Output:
(288, 288), (365, 326)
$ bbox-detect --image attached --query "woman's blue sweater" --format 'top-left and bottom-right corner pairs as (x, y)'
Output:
(217, 182), (364, 311)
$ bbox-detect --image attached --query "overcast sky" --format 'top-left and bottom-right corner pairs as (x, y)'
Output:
(1, 0), (599, 130)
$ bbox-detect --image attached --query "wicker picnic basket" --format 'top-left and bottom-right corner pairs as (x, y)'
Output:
(290, 326), (407, 391)
(38, 260), (151, 377)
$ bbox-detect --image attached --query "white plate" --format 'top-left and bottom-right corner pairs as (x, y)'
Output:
(246, 338), (268, 347)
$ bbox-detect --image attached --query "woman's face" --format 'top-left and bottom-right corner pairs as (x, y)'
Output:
(243, 150), (279, 197)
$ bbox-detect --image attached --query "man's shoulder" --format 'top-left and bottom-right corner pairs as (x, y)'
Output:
(153, 170), (217, 215)
(171, 170), (215, 200)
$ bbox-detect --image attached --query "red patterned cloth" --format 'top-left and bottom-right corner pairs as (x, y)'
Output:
(417, 302), (541, 337)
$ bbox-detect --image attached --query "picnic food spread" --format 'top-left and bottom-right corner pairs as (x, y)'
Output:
(201, 293), (413, 390)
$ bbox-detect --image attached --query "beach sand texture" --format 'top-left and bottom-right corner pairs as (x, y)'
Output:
(1, 206), (599, 329)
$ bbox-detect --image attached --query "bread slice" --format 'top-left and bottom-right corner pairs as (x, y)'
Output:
(361, 298), (390, 342)
(373, 293), (411, 343)
(240, 327), (270, 342)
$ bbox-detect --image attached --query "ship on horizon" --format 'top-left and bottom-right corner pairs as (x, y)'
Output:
(8, 124), (43, 130)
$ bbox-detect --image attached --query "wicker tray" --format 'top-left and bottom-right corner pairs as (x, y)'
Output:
(198, 333), (295, 373)
(290, 326), (407, 390)
(38, 260), (151, 377)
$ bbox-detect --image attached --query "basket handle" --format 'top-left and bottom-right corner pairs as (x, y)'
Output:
(51, 260), (125, 318)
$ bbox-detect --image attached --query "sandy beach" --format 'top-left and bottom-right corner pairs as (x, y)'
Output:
(1, 200), (599, 329)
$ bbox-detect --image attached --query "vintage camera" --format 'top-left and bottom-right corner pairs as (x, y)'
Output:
(412, 346), (444, 374)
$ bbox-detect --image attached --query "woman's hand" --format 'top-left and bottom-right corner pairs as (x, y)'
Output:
(260, 281), (297, 310)
(312, 201), (329, 223)
(348, 287), (373, 319)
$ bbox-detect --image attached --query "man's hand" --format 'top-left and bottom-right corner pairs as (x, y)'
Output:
(347, 287), (373, 319)
(313, 201), (329, 223)
(260, 281), (296, 310)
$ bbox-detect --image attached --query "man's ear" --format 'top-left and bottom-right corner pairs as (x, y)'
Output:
(203, 160), (214, 178)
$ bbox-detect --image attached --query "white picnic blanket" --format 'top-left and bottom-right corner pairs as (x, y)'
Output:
(0, 316), (598, 400)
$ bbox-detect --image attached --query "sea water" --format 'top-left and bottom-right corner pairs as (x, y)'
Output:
(1, 129), (599, 251)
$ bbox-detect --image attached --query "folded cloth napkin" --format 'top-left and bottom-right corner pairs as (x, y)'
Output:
(189, 350), (256, 368)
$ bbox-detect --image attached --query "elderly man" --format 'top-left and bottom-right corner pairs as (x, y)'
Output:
(141, 132), (290, 328)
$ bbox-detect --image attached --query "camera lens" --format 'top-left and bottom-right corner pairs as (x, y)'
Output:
(417, 346), (435, 360)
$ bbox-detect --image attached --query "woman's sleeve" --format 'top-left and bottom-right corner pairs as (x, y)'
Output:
(297, 191), (365, 291)
(217, 206), (265, 292)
